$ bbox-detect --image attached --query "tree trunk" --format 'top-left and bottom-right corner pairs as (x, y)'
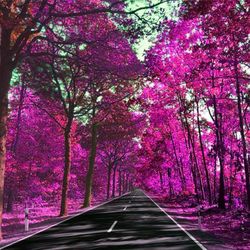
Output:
(190, 161), (200, 203)
(168, 168), (174, 198)
(195, 97), (212, 205)
(119, 169), (122, 196)
(4, 84), (25, 215)
(213, 154), (217, 203)
(83, 123), (98, 207)
(159, 171), (163, 190)
(210, 66), (226, 209)
(218, 158), (225, 209)
(190, 132), (205, 200)
(179, 157), (187, 191)
(0, 93), (9, 239)
(228, 154), (237, 209)
(107, 165), (112, 200)
(122, 173), (126, 193)
(6, 189), (14, 213)
(180, 104), (203, 202)
(0, 63), (12, 239)
(11, 83), (26, 152)
(181, 122), (199, 201)
(125, 174), (129, 192)
(214, 100), (225, 209)
(234, 55), (250, 209)
(129, 180), (132, 191)
(112, 164), (117, 198)
(0, 24), (18, 239)
(169, 132), (186, 192)
(192, 134), (205, 200)
(59, 120), (72, 216)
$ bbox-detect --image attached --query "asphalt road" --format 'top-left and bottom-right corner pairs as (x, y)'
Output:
(2, 189), (207, 250)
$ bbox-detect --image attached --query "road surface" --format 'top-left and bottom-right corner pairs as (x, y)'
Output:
(2, 189), (207, 250)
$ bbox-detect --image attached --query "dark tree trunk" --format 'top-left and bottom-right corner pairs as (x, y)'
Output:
(119, 169), (122, 196)
(112, 164), (117, 198)
(179, 157), (187, 191)
(180, 116), (199, 201)
(195, 97), (212, 205)
(11, 82), (26, 152)
(122, 173), (126, 193)
(228, 154), (237, 209)
(6, 189), (14, 213)
(167, 168), (174, 198)
(234, 55), (250, 209)
(125, 175), (129, 193)
(83, 123), (98, 207)
(107, 165), (112, 200)
(60, 119), (72, 216)
(209, 66), (226, 209)
(213, 155), (217, 203)
(159, 171), (163, 190)
(6, 84), (26, 214)
(0, 63), (12, 239)
(129, 180), (132, 191)
(181, 105), (204, 202)
(213, 97), (225, 209)
(190, 161), (200, 203)
(191, 131), (205, 201)
(169, 132), (186, 192)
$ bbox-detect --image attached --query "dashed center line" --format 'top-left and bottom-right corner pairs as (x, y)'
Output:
(107, 221), (118, 233)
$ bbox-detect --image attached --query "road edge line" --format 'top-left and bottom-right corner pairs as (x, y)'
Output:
(1, 192), (131, 250)
(143, 191), (207, 250)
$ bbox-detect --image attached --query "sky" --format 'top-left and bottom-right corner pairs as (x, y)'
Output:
(127, 0), (181, 60)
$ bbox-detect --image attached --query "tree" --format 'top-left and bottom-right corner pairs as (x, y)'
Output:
(0, 0), (168, 238)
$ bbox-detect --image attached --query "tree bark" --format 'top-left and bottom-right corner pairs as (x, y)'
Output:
(122, 173), (126, 193)
(112, 164), (117, 197)
(180, 102), (204, 201)
(159, 171), (163, 190)
(0, 23), (13, 238)
(169, 132), (186, 192)
(209, 65), (226, 209)
(107, 164), (112, 200)
(0, 91), (9, 239)
(213, 97), (225, 209)
(59, 119), (72, 216)
(83, 123), (98, 207)
(190, 121), (205, 201)
(5, 84), (26, 214)
(167, 168), (174, 198)
(11, 83), (26, 152)
(228, 153), (237, 209)
(119, 169), (122, 196)
(213, 154), (217, 203)
(234, 55), (250, 209)
(195, 97), (212, 205)
(125, 174), (129, 192)
(188, 125), (206, 201)
(6, 189), (14, 213)
(180, 109), (200, 202)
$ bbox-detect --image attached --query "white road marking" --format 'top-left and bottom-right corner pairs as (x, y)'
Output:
(1, 192), (131, 249)
(143, 191), (207, 250)
(123, 206), (128, 211)
(107, 221), (118, 233)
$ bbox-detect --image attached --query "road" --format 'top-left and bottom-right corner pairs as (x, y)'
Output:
(2, 189), (207, 250)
